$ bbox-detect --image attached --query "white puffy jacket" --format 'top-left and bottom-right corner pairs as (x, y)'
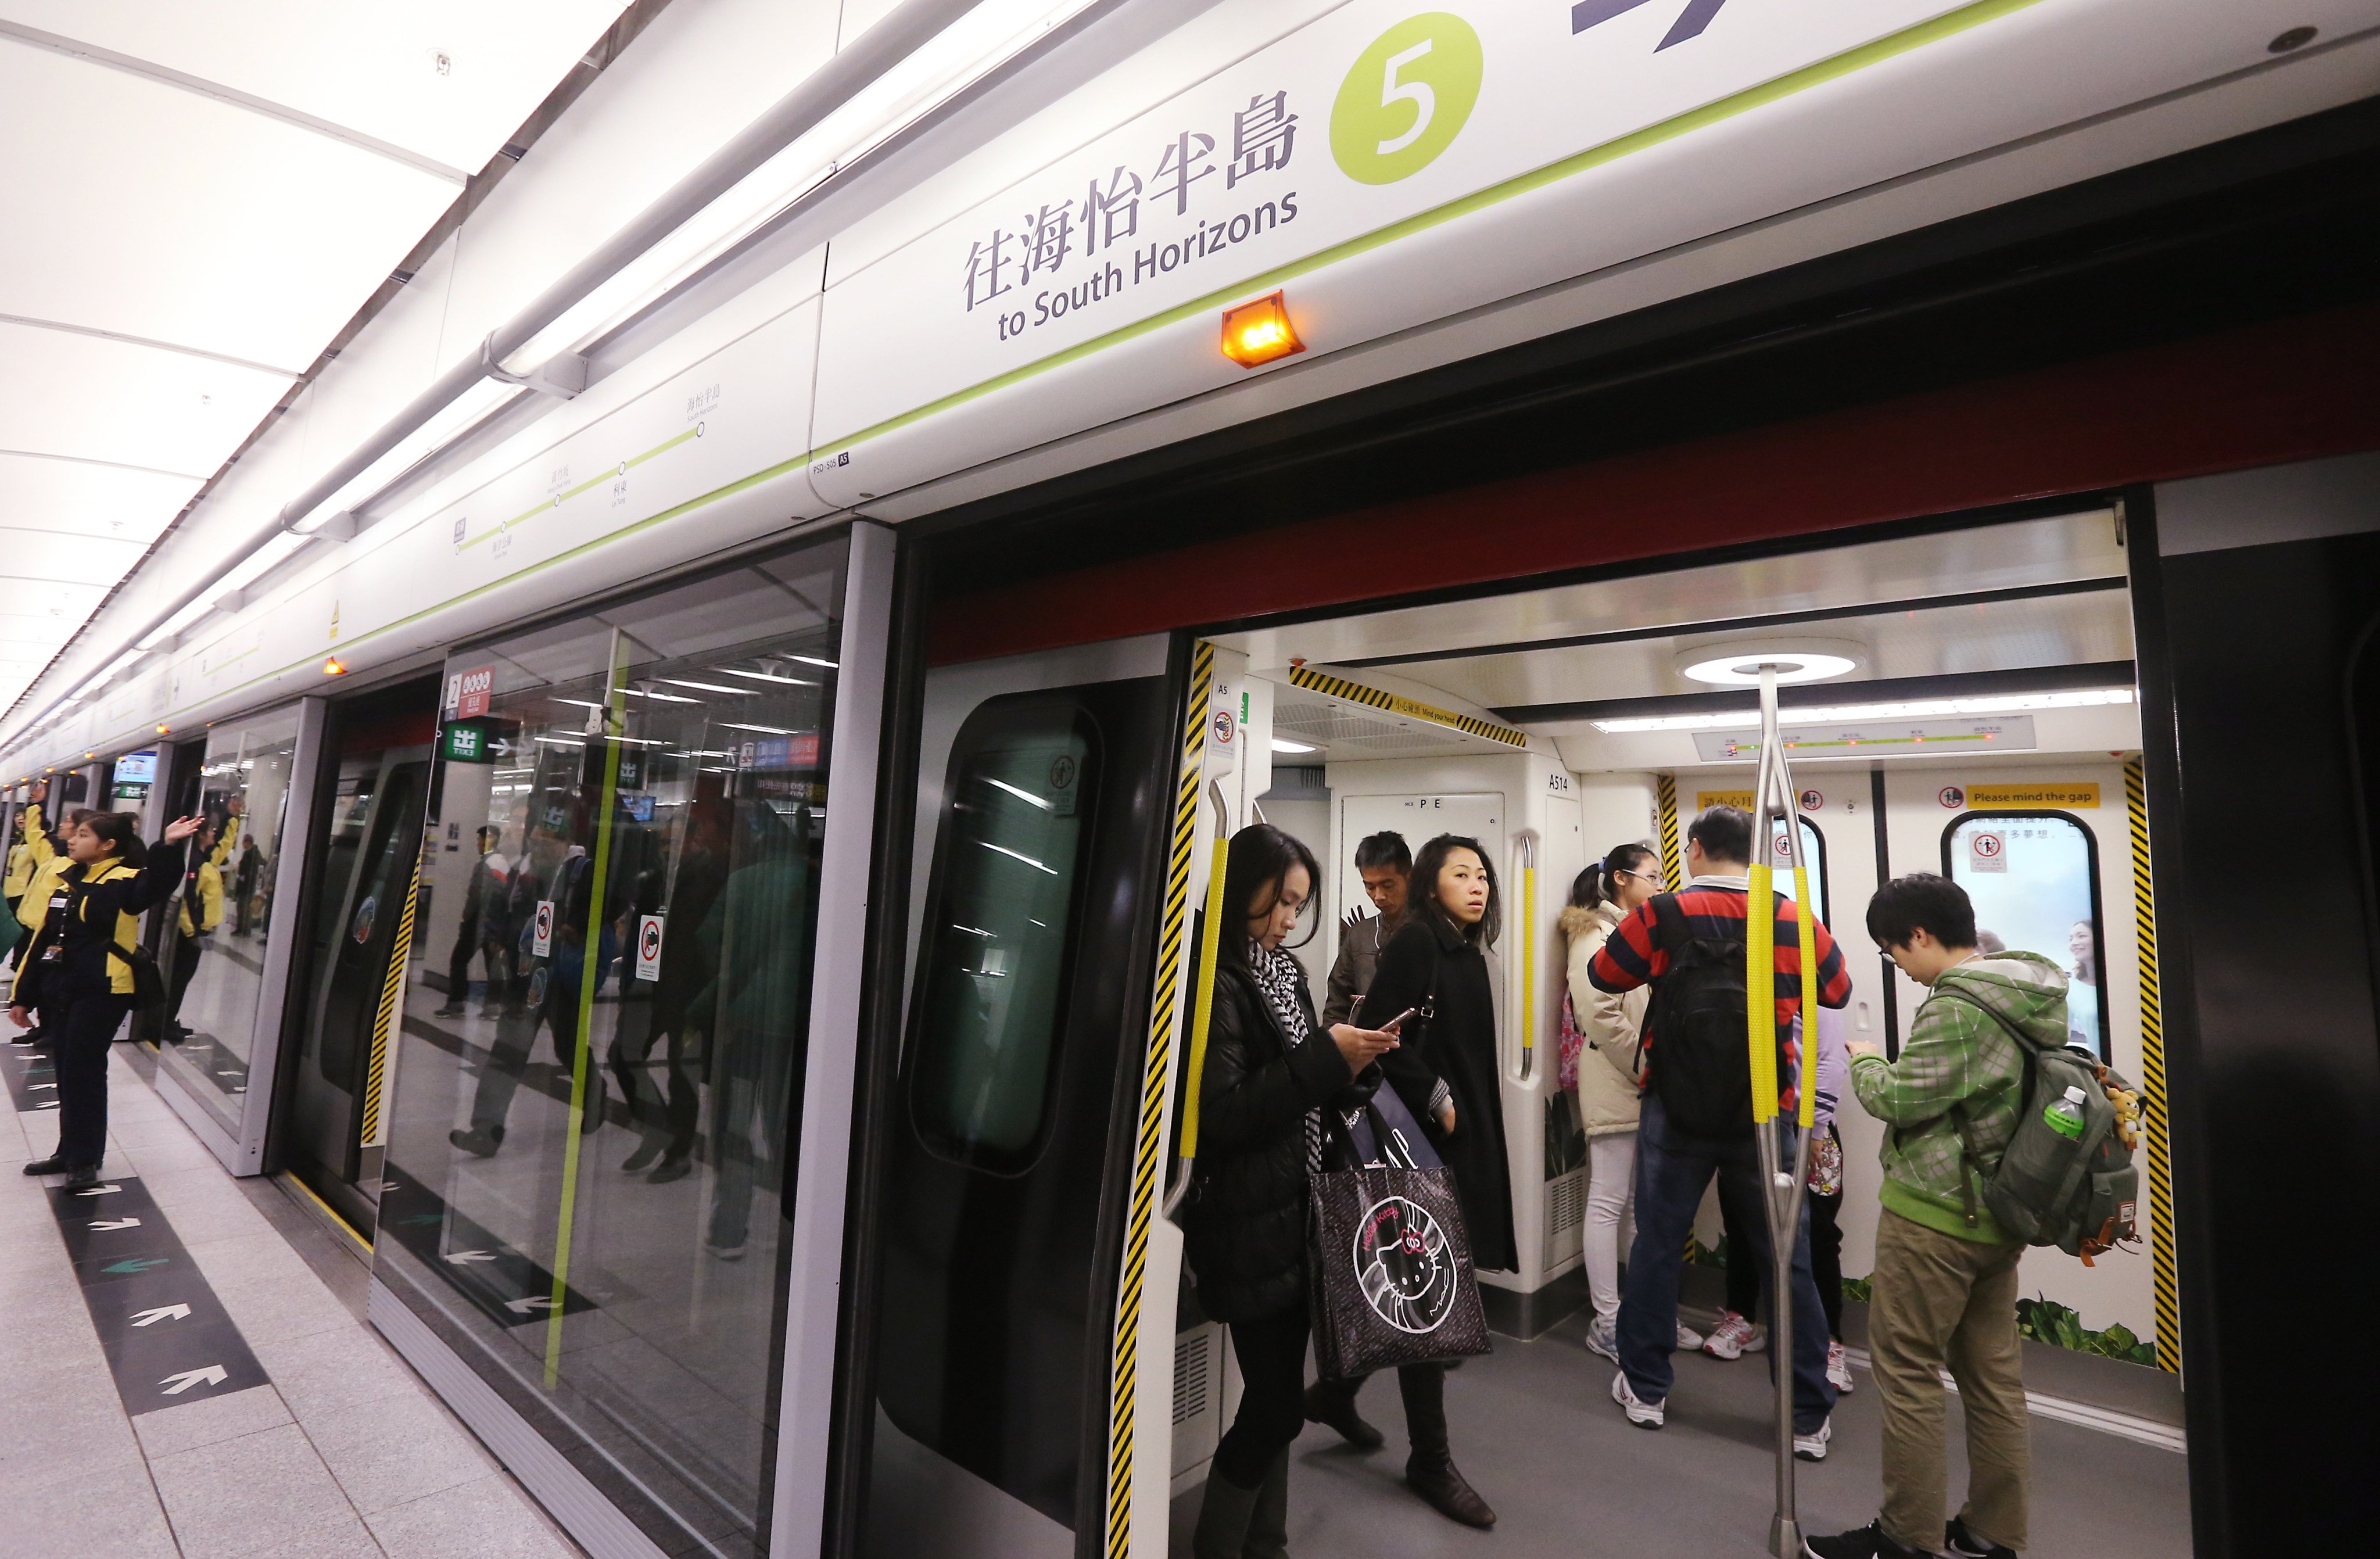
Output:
(1562, 902), (1650, 1136)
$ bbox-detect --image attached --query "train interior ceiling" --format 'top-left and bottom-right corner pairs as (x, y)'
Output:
(1155, 506), (2185, 1555)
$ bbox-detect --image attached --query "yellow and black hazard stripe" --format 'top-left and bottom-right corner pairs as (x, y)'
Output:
(2125, 759), (2180, 1373)
(1657, 773), (1682, 890)
(1285, 665), (1528, 748)
(359, 851), (423, 1148)
(1105, 641), (1213, 1557)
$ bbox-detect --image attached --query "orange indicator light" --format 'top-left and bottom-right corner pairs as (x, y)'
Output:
(1220, 291), (1304, 368)
(323, 658), (347, 676)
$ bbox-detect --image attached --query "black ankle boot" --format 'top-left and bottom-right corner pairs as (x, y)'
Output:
(1302, 1379), (1383, 1449)
(1399, 1364), (1495, 1528)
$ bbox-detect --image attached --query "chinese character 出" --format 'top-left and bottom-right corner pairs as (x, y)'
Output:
(1227, 91), (1297, 188)
(1151, 130), (1216, 216)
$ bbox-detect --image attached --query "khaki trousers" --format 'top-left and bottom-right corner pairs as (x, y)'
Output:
(1869, 1209), (2030, 1553)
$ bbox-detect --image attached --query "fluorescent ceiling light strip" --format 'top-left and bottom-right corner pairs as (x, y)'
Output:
(977, 839), (1057, 875)
(653, 678), (754, 694)
(715, 668), (817, 686)
(719, 722), (797, 736)
(1590, 687), (2135, 734)
(983, 776), (1053, 811)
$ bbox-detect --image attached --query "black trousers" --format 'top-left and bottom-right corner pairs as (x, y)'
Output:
(445, 911), (481, 1005)
(611, 1013), (699, 1155)
(1310, 1360), (1451, 1458)
(1217, 1302), (1310, 1489)
(51, 992), (132, 1169)
(1723, 1135), (1848, 1340)
(166, 932), (203, 1028)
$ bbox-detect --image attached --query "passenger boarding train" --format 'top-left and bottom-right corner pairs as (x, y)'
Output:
(3, 1), (2378, 1555)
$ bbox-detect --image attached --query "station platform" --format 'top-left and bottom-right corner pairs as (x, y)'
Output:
(0, 1038), (586, 1559)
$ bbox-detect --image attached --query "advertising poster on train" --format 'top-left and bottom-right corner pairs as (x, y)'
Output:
(1946, 816), (2105, 1056)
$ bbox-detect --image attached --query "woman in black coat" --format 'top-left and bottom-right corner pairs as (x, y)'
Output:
(1184, 824), (1399, 1559)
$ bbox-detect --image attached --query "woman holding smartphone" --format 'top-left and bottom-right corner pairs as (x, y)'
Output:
(1183, 823), (1403, 1559)
(11, 810), (201, 1188)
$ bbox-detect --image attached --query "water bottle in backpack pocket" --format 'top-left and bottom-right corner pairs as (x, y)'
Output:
(1964, 1021), (2141, 1263)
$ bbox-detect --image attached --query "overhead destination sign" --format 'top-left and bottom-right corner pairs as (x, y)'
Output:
(813, 0), (2007, 453)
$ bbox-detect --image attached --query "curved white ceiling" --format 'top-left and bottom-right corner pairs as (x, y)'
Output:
(0, 1), (632, 716)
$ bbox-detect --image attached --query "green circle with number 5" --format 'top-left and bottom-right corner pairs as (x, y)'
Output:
(1331, 13), (1483, 185)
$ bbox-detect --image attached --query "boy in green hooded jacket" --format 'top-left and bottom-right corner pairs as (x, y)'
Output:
(1806, 873), (2060, 1559)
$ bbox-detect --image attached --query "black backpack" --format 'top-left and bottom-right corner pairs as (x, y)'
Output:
(1643, 892), (1789, 1137)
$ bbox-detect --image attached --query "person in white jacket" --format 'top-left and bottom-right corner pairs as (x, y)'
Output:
(1561, 842), (1704, 1363)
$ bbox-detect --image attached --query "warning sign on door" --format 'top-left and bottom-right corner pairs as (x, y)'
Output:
(532, 900), (555, 956)
(635, 915), (665, 981)
(1964, 783), (2101, 809)
(1969, 831), (2008, 872)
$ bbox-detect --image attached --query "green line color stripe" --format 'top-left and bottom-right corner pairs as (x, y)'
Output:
(812, 0), (2048, 463)
(1105, 641), (1211, 1558)
(460, 424), (703, 551)
(1286, 664), (1527, 747)
(2126, 759), (2179, 1372)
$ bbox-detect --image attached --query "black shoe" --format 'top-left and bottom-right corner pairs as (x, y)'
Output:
(432, 1004), (467, 1018)
(1302, 1382), (1384, 1450)
(21, 1155), (65, 1175)
(647, 1155), (692, 1185)
(622, 1138), (663, 1173)
(449, 1127), (502, 1158)
(1405, 1453), (1496, 1529)
(64, 1165), (103, 1190)
(10, 1028), (40, 1045)
(579, 1089), (605, 1134)
(1945, 1516), (2014, 1558)
(1804, 1520), (1931, 1558)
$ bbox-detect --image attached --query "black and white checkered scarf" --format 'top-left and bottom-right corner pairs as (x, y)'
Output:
(1248, 939), (1325, 1173)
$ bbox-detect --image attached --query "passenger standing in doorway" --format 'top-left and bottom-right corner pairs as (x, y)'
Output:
(1184, 823), (1402, 1559)
(12, 802), (90, 1046)
(9, 811), (200, 1186)
(1321, 830), (1410, 1026)
(1309, 833), (1508, 1529)
(1589, 805), (1845, 1454)
(4, 807), (35, 929)
(1560, 843), (1705, 1362)
(1807, 875), (2042, 1559)
(164, 820), (229, 1042)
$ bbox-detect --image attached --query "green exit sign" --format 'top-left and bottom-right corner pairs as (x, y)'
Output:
(443, 722), (492, 764)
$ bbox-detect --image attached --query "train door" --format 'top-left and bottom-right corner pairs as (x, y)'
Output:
(858, 636), (1178, 1559)
(275, 676), (439, 1231)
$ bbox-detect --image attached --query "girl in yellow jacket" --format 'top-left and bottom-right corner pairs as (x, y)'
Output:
(164, 823), (232, 1042)
(12, 811), (200, 1185)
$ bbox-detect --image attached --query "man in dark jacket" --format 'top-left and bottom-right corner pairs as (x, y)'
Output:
(1321, 830), (1410, 1026)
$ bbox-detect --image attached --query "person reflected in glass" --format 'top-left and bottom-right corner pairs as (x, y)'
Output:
(2065, 920), (2101, 1055)
(434, 826), (507, 1019)
(234, 832), (264, 936)
(697, 799), (817, 1259)
(1302, 833), (1504, 1529)
(616, 799), (726, 1182)
(1184, 823), (1402, 1559)
(163, 819), (229, 1043)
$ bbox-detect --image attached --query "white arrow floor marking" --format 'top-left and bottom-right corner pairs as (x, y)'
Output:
(445, 1249), (497, 1263)
(70, 1184), (121, 1196)
(159, 1365), (227, 1395)
(89, 1216), (141, 1231)
(504, 1296), (560, 1314)
(131, 1304), (191, 1327)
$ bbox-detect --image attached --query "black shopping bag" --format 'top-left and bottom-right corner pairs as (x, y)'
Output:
(1307, 1089), (1492, 1380)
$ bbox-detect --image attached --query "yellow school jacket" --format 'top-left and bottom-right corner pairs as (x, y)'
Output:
(177, 829), (233, 936)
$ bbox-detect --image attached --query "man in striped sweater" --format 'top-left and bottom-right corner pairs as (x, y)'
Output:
(1589, 805), (1851, 1456)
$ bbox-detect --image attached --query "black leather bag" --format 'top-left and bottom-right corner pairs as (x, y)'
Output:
(1307, 1091), (1492, 1380)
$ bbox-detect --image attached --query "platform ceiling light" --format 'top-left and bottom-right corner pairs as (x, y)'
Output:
(1221, 291), (1304, 368)
(1271, 737), (1318, 754)
(1675, 640), (1863, 687)
(1592, 686), (2137, 734)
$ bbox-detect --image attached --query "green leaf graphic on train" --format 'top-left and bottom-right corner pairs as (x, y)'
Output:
(1332, 13), (1484, 185)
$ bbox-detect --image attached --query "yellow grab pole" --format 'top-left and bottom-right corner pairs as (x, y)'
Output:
(1521, 844), (1537, 1062)
(1747, 859), (1779, 1123)
(1176, 805), (1231, 1161)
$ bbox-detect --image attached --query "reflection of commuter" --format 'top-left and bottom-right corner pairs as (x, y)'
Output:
(1320, 831), (1409, 1026)
(699, 803), (814, 1257)
(10, 813), (199, 1187)
(234, 835), (264, 934)
(434, 827), (506, 1017)
(1809, 873), (2046, 1559)
(164, 823), (230, 1042)
(615, 803), (726, 1181)
(451, 842), (616, 1156)
(1309, 833), (1506, 1530)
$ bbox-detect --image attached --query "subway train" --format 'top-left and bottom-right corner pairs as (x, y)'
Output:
(3, 3), (2378, 1557)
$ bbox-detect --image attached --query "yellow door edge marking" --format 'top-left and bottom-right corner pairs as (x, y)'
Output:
(1284, 665), (1527, 748)
(1106, 640), (1213, 1558)
(359, 851), (423, 1150)
(1657, 775), (1681, 891)
(2125, 759), (2179, 1372)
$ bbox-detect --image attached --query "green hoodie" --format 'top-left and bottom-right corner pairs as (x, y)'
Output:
(1849, 952), (2070, 1243)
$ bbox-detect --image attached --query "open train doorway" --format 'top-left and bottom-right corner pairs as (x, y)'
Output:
(1149, 506), (2188, 1554)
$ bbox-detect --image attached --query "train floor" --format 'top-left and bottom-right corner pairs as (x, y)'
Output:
(1168, 1306), (2190, 1557)
(0, 1037), (587, 1558)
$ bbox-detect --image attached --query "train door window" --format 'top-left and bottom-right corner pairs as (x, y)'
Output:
(908, 699), (1098, 1169)
(1770, 815), (1829, 924)
(373, 537), (848, 1559)
(1943, 811), (2109, 1059)
(152, 711), (301, 1128)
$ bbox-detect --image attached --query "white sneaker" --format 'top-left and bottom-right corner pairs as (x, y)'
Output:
(1703, 1310), (1758, 1359)
(1793, 1416), (1831, 1462)
(1827, 1339), (1855, 1393)
(1584, 1314), (1619, 1363)
(1675, 1319), (1706, 1351)
(1611, 1370), (1664, 1429)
